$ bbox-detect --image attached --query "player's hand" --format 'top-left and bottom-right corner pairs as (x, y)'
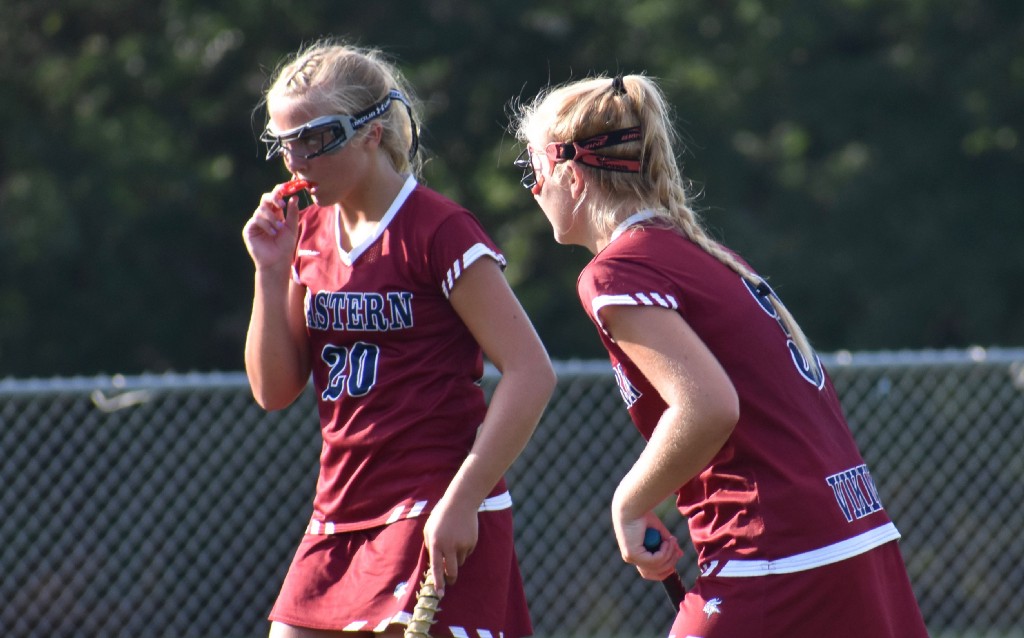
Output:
(422, 496), (479, 596)
(242, 183), (302, 273)
(613, 512), (683, 581)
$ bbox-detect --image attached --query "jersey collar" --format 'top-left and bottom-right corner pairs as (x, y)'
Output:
(609, 209), (657, 243)
(335, 174), (418, 266)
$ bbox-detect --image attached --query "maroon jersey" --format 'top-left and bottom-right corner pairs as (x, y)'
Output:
(577, 213), (899, 574)
(291, 176), (508, 532)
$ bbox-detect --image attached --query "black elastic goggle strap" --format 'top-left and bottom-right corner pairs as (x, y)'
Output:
(395, 92), (420, 161)
(369, 89), (418, 161)
(554, 126), (642, 173)
(355, 89), (419, 161)
(350, 89), (399, 129)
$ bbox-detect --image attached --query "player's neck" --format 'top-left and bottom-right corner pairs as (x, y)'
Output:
(335, 167), (406, 250)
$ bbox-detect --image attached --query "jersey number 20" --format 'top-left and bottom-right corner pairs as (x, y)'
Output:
(321, 342), (380, 400)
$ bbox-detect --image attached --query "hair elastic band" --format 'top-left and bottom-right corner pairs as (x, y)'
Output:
(611, 74), (627, 96)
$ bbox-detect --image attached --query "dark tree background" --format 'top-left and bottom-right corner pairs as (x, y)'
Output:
(1, 0), (1022, 377)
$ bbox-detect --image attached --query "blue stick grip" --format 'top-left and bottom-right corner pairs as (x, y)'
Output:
(643, 527), (663, 552)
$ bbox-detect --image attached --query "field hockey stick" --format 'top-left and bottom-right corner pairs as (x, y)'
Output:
(403, 570), (443, 638)
(644, 527), (686, 610)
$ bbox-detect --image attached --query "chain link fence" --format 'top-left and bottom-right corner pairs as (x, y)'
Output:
(2, 348), (1023, 638)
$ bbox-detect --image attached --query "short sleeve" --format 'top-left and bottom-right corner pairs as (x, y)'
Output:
(578, 254), (685, 334)
(430, 211), (507, 299)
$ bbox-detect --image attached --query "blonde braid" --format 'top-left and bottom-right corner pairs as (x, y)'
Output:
(283, 52), (325, 92)
(262, 38), (422, 176)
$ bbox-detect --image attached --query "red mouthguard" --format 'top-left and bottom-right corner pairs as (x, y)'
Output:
(281, 178), (316, 197)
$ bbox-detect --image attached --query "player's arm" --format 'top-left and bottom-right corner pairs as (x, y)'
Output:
(243, 194), (311, 410)
(600, 304), (738, 577)
(244, 274), (311, 410)
(424, 257), (556, 591)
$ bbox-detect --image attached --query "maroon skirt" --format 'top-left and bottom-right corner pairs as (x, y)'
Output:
(269, 508), (532, 636)
(670, 541), (928, 637)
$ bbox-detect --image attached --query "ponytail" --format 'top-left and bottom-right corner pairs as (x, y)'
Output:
(514, 74), (823, 386)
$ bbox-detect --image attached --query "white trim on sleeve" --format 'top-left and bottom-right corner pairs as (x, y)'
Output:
(441, 243), (507, 298)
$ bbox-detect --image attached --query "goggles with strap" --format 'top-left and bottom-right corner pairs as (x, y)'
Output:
(261, 89), (419, 161)
(514, 126), (642, 189)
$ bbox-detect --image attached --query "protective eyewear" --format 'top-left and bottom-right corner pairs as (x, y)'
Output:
(514, 126), (643, 189)
(261, 89), (418, 161)
(513, 147), (545, 189)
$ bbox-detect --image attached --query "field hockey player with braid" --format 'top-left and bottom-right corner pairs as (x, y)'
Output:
(243, 39), (555, 638)
(511, 73), (929, 638)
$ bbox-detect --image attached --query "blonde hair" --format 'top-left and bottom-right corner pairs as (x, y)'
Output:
(513, 74), (822, 385)
(262, 38), (421, 176)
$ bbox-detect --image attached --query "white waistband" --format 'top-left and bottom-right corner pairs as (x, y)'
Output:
(306, 491), (513, 535)
(701, 522), (901, 578)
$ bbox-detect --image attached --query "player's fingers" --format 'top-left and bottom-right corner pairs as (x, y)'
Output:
(667, 534), (684, 561)
(636, 542), (674, 578)
(641, 558), (679, 581)
(283, 195), (301, 230)
(648, 539), (683, 579)
(443, 550), (460, 585)
(257, 192), (287, 220)
(243, 214), (280, 241)
(618, 520), (653, 564)
(457, 543), (475, 567)
(427, 549), (447, 597)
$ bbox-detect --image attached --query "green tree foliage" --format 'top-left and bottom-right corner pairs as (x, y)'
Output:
(1, 0), (1021, 376)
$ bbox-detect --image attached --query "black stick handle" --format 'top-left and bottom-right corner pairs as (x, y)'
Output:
(643, 528), (686, 610)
